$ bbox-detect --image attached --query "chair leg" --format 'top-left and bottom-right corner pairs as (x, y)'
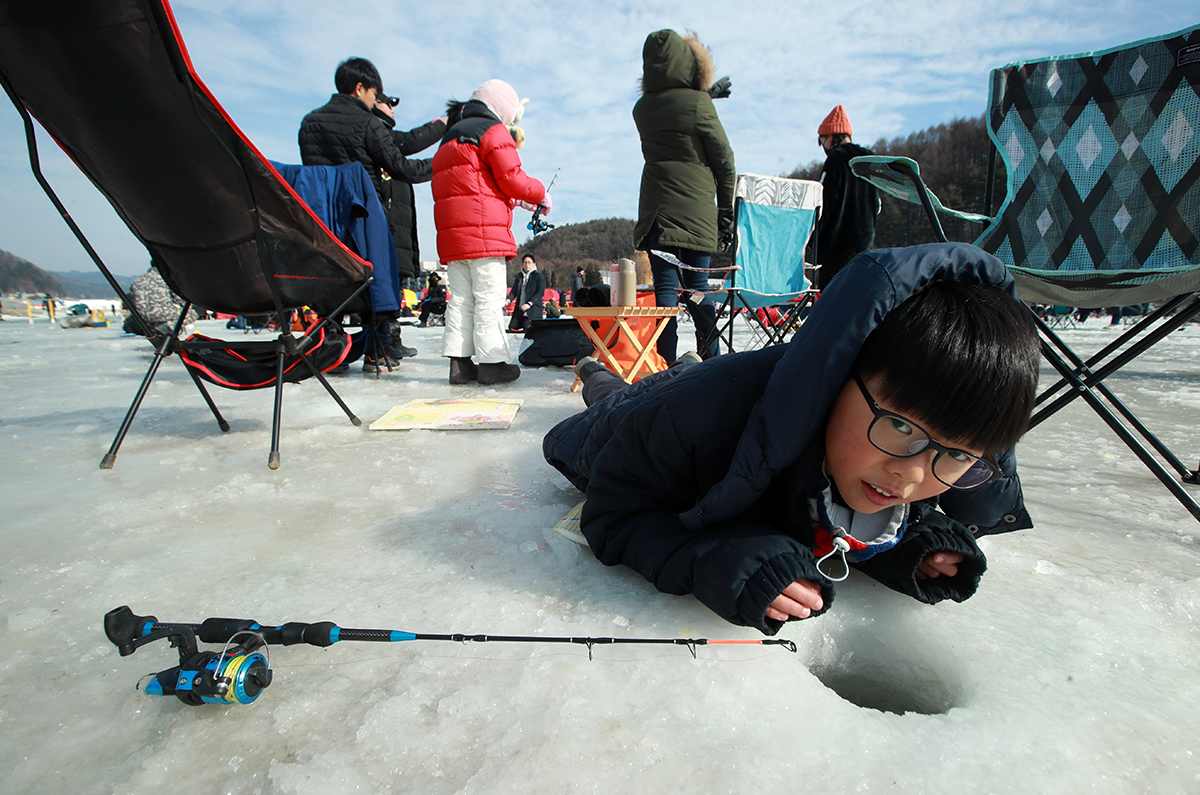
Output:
(1035, 295), (1193, 406)
(101, 304), (194, 470)
(296, 350), (362, 427)
(100, 345), (168, 470)
(1040, 341), (1200, 522)
(182, 363), (230, 432)
(1031, 302), (1200, 481)
(268, 346), (285, 470)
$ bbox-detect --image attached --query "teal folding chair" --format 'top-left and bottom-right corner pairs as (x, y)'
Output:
(706, 173), (822, 351)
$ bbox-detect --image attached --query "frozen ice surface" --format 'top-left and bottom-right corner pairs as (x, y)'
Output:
(1, 316), (1198, 793)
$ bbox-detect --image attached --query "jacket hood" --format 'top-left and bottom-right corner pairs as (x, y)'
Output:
(640, 29), (716, 94)
(461, 99), (500, 123)
(679, 242), (1019, 530)
(371, 106), (396, 129)
(470, 79), (522, 126)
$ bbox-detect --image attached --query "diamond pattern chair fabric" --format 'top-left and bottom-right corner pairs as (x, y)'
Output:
(847, 26), (1200, 521)
(978, 26), (1200, 305)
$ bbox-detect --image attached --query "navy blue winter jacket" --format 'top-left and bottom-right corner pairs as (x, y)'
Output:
(543, 243), (1033, 635)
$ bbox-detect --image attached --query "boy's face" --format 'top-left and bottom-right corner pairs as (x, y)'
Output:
(823, 374), (985, 514)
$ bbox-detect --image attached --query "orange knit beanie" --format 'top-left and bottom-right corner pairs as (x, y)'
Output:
(818, 105), (852, 136)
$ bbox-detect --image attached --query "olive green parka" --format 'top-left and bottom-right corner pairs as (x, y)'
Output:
(633, 30), (736, 253)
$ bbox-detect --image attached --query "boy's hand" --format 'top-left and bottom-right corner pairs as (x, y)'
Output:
(766, 579), (824, 622)
(916, 551), (963, 580)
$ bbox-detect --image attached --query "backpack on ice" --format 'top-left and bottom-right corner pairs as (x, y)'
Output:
(518, 319), (593, 367)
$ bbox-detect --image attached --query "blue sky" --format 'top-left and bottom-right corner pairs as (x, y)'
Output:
(0, 0), (1195, 276)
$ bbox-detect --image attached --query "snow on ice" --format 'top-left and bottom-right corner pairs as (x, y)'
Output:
(1, 314), (1198, 793)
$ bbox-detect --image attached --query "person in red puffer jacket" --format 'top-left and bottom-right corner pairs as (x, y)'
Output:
(432, 79), (549, 385)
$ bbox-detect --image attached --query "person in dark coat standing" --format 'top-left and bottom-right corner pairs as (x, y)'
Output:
(371, 97), (446, 287)
(544, 244), (1040, 635)
(569, 265), (586, 305)
(299, 57), (440, 369)
(633, 30), (735, 363)
(813, 105), (879, 290)
(508, 254), (546, 333)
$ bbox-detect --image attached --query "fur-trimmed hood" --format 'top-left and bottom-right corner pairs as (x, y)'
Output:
(639, 29), (716, 94)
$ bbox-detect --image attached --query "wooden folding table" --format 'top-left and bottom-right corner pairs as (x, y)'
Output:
(564, 306), (680, 390)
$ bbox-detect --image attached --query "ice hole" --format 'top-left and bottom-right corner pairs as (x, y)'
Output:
(807, 625), (965, 716)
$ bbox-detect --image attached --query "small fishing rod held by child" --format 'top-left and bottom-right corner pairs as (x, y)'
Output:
(527, 168), (559, 235)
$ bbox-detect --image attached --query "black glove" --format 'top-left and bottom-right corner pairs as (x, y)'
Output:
(717, 207), (735, 250)
(708, 76), (732, 99)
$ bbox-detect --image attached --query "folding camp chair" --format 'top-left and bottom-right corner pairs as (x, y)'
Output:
(850, 25), (1200, 520)
(656, 173), (822, 354)
(1038, 305), (1079, 329)
(0, 0), (376, 469)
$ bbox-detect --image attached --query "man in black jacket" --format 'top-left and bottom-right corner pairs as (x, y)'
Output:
(371, 96), (446, 293)
(299, 57), (441, 368)
(813, 105), (879, 290)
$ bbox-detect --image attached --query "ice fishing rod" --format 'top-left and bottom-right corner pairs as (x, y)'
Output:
(527, 168), (559, 235)
(104, 605), (796, 707)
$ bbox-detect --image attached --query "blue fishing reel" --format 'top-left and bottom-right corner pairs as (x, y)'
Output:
(526, 169), (559, 235)
(105, 606), (273, 706)
(144, 644), (270, 706)
(527, 203), (554, 235)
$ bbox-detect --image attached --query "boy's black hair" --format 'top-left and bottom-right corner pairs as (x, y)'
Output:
(335, 57), (382, 95)
(854, 280), (1040, 453)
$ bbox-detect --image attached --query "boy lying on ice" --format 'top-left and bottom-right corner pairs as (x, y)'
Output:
(543, 243), (1040, 635)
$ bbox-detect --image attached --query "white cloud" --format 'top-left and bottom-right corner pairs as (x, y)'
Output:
(1, 0), (1195, 273)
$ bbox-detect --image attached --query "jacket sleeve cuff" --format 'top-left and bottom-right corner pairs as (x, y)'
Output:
(735, 552), (835, 636)
(852, 516), (987, 604)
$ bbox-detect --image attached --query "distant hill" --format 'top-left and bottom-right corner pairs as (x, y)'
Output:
(516, 218), (637, 289)
(0, 249), (63, 296)
(0, 250), (136, 298)
(47, 269), (135, 299)
(515, 217), (731, 289)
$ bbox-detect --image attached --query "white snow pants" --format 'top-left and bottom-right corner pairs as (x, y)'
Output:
(442, 256), (511, 364)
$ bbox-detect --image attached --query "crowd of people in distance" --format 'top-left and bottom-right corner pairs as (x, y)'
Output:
(295, 26), (881, 382)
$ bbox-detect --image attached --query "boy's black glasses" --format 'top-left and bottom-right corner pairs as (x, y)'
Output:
(853, 374), (1000, 490)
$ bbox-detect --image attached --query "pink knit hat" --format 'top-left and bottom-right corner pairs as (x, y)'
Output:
(471, 79), (521, 126)
(818, 105), (853, 136)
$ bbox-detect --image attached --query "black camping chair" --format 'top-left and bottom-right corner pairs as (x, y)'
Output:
(0, 0), (377, 469)
(849, 26), (1200, 521)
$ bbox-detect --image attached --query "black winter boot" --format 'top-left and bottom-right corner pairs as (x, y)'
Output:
(476, 362), (520, 385)
(449, 357), (479, 385)
(386, 321), (417, 358)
